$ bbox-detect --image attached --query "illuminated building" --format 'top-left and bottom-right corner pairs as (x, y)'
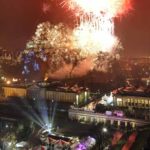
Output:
(113, 95), (150, 109)
(2, 82), (89, 104)
(112, 87), (150, 109)
(2, 86), (27, 98)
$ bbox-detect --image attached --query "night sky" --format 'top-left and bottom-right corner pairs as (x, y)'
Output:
(0, 0), (150, 56)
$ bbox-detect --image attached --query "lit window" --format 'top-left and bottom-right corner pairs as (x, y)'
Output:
(117, 98), (122, 102)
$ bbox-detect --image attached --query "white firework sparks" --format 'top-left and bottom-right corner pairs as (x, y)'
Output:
(60, 0), (132, 54)
(72, 14), (119, 54)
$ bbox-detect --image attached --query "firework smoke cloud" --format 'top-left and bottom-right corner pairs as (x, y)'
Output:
(22, 0), (132, 78)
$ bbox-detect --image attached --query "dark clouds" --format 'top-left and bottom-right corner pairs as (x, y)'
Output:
(0, 0), (42, 50)
(0, 0), (150, 56)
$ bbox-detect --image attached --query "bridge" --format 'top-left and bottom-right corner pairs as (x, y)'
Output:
(68, 109), (150, 128)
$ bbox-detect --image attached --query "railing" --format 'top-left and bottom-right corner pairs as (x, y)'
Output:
(68, 109), (150, 126)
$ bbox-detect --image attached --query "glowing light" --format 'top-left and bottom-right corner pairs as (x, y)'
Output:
(8, 142), (12, 146)
(102, 127), (108, 133)
(6, 80), (11, 85)
(1, 76), (5, 80)
(42, 123), (52, 134)
(44, 76), (48, 81)
(12, 78), (18, 82)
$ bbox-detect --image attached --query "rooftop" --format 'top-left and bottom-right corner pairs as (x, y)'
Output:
(2, 81), (88, 94)
(112, 86), (150, 97)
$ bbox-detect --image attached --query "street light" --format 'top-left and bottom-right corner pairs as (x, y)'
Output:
(99, 127), (108, 150)
(6, 80), (11, 85)
(102, 127), (108, 133)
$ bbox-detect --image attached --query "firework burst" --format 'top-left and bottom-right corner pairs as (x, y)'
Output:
(23, 0), (132, 78)
(60, 0), (132, 54)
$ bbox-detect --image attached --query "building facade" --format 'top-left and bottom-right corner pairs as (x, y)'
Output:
(113, 95), (150, 109)
(2, 84), (89, 104)
(2, 86), (27, 98)
(68, 109), (149, 128)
